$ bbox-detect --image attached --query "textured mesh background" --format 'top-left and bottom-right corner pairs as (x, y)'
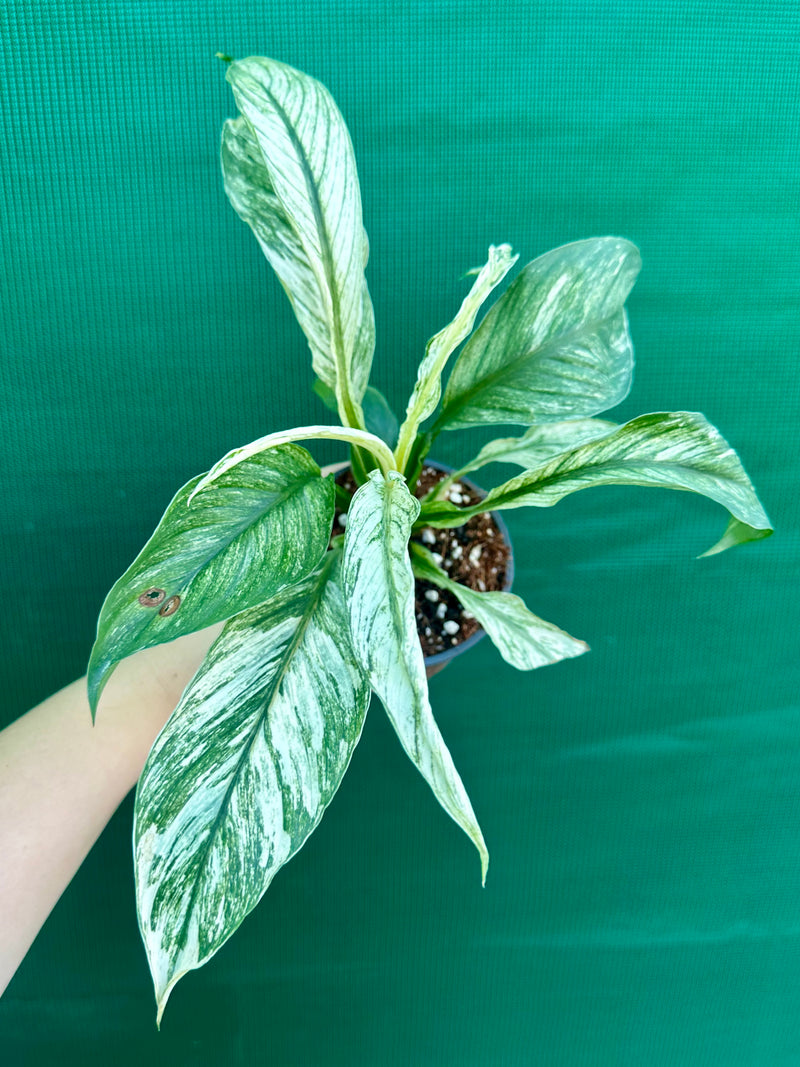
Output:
(1, 2), (798, 1063)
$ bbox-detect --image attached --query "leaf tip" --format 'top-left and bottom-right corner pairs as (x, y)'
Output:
(154, 971), (182, 1030)
(696, 518), (774, 559)
(87, 654), (113, 723)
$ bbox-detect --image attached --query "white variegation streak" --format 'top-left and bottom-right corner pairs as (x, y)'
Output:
(410, 544), (588, 671)
(188, 425), (396, 504)
(88, 444), (333, 715)
(419, 412), (773, 557)
(439, 238), (641, 431)
(394, 244), (518, 471)
(341, 471), (489, 882)
(134, 555), (369, 1025)
(224, 57), (374, 428)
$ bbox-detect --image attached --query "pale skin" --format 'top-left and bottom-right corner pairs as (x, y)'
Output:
(0, 622), (223, 997)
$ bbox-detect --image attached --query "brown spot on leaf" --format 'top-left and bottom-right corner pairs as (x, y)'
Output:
(158, 595), (181, 617)
(138, 588), (166, 607)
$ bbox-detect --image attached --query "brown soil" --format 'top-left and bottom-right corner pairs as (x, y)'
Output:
(332, 465), (511, 659)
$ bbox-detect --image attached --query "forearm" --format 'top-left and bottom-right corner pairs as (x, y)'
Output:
(0, 624), (222, 996)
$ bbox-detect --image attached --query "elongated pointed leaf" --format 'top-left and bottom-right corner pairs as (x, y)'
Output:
(88, 444), (333, 714)
(438, 238), (641, 431)
(419, 412), (773, 557)
(134, 555), (369, 1024)
(223, 57), (374, 425)
(395, 244), (518, 469)
(411, 544), (589, 671)
(455, 418), (619, 479)
(341, 471), (488, 881)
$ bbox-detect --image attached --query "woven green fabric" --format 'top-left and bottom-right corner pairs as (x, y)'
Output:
(1, 2), (797, 1063)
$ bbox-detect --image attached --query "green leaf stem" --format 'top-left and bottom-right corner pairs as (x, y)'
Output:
(314, 380), (399, 448)
(187, 425), (397, 502)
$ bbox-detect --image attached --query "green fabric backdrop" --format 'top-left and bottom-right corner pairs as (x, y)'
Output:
(2, 1), (798, 1063)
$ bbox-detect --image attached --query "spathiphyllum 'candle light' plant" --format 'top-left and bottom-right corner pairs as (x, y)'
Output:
(88, 55), (772, 1023)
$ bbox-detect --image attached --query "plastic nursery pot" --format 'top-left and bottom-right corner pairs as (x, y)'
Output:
(321, 460), (515, 680)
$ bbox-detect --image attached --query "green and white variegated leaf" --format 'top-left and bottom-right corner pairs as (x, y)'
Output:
(410, 543), (589, 671)
(394, 244), (518, 470)
(454, 418), (619, 479)
(188, 425), (396, 504)
(88, 444), (333, 715)
(437, 238), (641, 431)
(418, 411), (773, 557)
(134, 553), (369, 1025)
(223, 57), (374, 428)
(341, 471), (488, 881)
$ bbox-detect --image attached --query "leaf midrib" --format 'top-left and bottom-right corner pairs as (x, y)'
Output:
(439, 306), (624, 430)
(178, 474), (320, 588)
(254, 86), (353, 423)
(173, 553), (336, 951)
(424, 452), (740, 523)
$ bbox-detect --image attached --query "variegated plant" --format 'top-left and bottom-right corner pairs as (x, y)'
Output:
(88, 55), (772, 1023)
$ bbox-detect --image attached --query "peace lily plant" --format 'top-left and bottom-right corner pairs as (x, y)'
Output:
(88, 55), (772, 1023)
